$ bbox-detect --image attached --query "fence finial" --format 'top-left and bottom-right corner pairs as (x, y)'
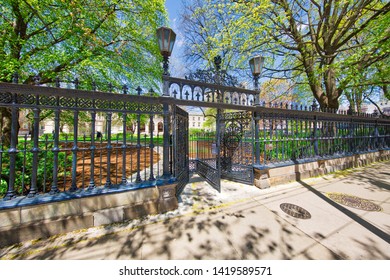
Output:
(311, 99), (318, 111)
(136, 86), (142, 95)
(12, 72), (19, 84)
(74, 78), (80, 89)
(122, 84), (128, 94)
(33, 74), (41, 85)
(55, 77), (61, 88)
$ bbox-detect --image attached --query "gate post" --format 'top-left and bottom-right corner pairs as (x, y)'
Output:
(254, 110), (261, 166)
(162, 76), (172, 179)
(215, 108), (222, 192)
(3, 93), (18, 200)
(214, 55), (222, 192)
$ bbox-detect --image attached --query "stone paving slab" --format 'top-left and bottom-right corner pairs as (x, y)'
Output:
(0, 161), (389, 260)
(253, 164), (390, 260)
(211, 200), (337, 260)
(320, 221), (390, 259)
(140, 211), (243, 260)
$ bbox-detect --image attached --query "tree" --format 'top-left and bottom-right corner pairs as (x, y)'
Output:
(0, 0), (166, 145)
(259, 79), (311, 104)
(183, 0), (390, 109)
(180, 0), (250, 83)
(340, 18), (390, 112)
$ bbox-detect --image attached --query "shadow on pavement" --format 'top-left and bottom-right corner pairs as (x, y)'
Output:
(297, 179), (390, 244)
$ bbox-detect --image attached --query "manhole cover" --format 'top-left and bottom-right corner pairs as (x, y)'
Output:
(280, 203), (311, 219)
(326, 193), (382, 212)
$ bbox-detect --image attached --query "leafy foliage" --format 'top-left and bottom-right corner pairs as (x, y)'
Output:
(180, 0), (390, 109)
(0, 0), (167, 87)
(0, 139), (72, 196)
(180, 0), (252, 85)
(260, 79), (311, 104)
(0, 0), (167, 146)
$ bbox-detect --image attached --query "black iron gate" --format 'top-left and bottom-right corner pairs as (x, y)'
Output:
(191, 111), (253, 190)
(220, 111), (254, 185)
(189, 131), (221, 192)
(173, 106), (189, 195)
(196, 157), (221, 192)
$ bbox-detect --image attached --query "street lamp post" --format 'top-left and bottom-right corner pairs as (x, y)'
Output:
(156, 27), (176, 76)
(249, 56), (264, 166)
(156, 27), (176, 180)
(249, 56), (265, 104)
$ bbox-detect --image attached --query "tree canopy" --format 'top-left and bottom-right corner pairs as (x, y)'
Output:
(180, 0), (252, 83)
(0, 0), (167, 88)
(180, 0), (390, 109)
(0, 0), (167, 146)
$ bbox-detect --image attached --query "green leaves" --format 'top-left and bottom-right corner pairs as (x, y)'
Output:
(181, 0), (389, 109)
(0, 0), (167, 88)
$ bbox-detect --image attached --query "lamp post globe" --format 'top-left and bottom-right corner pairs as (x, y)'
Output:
(249, 56), (264, 89)
(249, 56), (264, 105)
(156, 27), (176, 75)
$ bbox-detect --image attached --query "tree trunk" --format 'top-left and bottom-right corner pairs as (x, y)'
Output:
(311, 85), (340, 111)
(382, 85), (389, 100)
(323, 66), (340, 110)
(0, 2), (28, 147)
(308, 67), (340, 110)
(0, 107), (19, 147)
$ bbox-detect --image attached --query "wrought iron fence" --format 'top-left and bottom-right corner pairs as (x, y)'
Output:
(0, 133), (164, 195)
(189, 109), (390, 186)
(189, 132), (216, 163)
(174, 74), (390, 173)
(1, 74), (390, 204)
(0, 80), (173, 202)
(253, 110), (390, 167)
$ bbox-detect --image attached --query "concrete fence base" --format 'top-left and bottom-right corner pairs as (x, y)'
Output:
(254, 150), (390, 189)
(0, 184), (177, 247)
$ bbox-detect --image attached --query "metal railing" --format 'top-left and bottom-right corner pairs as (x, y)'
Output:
(1, 75), (389, 204)
(253, 111), (390, 167)
(0, 81), (172, 203)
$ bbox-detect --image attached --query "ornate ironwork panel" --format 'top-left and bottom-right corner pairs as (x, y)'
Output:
(0, 92), (12, 103)
(60, 97), (76, 108)
(196, 159), (220, 191)
(165, 76), (257, 107)
(190, 130), (221, 192)
(220, 111), (254, 185)
(40, 96), (57, 106)
(173, 106), (189, 196)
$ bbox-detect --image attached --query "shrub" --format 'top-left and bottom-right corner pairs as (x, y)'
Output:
(1, 141), (72, 196)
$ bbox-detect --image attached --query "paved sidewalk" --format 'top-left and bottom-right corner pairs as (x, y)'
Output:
(1, 161), (389, 260)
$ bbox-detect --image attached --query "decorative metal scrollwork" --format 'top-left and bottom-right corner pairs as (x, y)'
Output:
(40, 96), (57, 106)
(0, 93), (12, 104)
(219, 111), (254, 185)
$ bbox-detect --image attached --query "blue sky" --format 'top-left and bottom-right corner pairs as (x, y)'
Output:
(165, 0), (181, 25)
(164, 0), (186, 77)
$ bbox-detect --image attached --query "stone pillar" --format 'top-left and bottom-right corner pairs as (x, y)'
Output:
(157, 184), (178, 213)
